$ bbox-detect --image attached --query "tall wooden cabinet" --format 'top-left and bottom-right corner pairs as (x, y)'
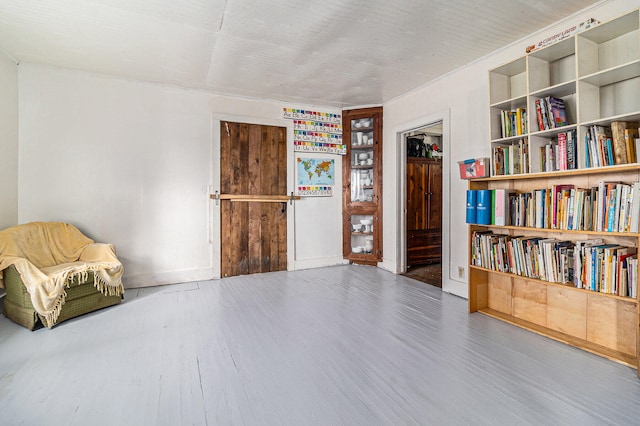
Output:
(407, 158), (442, 266)
(342, 107), (383, 265)
(469, 9), (640, 376)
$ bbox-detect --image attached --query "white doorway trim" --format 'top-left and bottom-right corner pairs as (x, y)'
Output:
(392, 109), (463, 296)
(210, 114), (295, 279)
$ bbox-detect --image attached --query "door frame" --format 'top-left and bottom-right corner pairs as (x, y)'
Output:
(393, 109), (464, 297)
(210, 114), (295, 279)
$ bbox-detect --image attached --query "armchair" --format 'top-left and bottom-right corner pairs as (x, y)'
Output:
(0, 222), (124, 329)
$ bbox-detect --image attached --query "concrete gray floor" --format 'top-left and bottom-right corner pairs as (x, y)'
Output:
(1, 264), (640, 425)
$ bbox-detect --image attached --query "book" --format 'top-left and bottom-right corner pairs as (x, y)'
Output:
(585, 132), (591, 168)
(493, 189), (514, 226)
(611, 121), (630, 164)
(515, 108), (524, 136)
(551, 184), (574, 229)
(603, 245), (622, 293)
(630, 258), (639, 298)
(591, 125), (613, 167)
(574, 239), (604, 288)
(617, 184), (630, 232)
(491, 189), (496, 225)
(547, 96), (568, 128)
(539, 98), (550, 130)
(476, 190), (491, 225)
(613, 183), (624, 232)
(566, 129), (576, 169)
(630, 182), (640, 233)
(624, 127), (639, 163)
(557, 132), (567, 170)
(535, 99), (544, 131)
(466, 190), (477, 224)
(606, 184), (620, 232)
(617, 248), (637, 296)
(534, 189), (545, 228)
(605, 138), (614, 166)
(596, 181), (605, 232)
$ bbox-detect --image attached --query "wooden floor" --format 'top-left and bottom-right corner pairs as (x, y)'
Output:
(1, 265), (640, 425)
(403, 263), (442, 287)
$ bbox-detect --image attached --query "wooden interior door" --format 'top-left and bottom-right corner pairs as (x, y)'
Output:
(426, 162), (442, 230)
(407, 160), (428, 231)
(406, 158), (442, 266)
(220, 121), (288, 277)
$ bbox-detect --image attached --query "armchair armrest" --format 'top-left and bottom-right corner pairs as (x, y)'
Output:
(78, 243), (124, 291)
(79, 243), (119, 265)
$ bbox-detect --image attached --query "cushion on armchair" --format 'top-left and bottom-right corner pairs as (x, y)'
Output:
(0, 222), (124, 328)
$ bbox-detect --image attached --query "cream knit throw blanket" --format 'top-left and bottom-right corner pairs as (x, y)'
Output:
(0, 222), (124, 328)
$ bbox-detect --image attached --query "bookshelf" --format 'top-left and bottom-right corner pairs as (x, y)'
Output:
(490, 9), (640, 176)
(473, 9), (640, 375)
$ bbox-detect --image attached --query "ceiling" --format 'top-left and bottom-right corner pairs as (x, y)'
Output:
(0, 0), (602, 108)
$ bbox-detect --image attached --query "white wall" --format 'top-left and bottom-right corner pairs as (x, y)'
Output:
(0, 50), (18, 229)
(18, 64), (344, 287)
(15, 0), (639, 291)
(290, 151), (345, 270)
(382, 0), (640, 298)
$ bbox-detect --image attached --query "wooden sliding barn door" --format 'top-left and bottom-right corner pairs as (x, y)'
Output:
(220, 121), (288, 277)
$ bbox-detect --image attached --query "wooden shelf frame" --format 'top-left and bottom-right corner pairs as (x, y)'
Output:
(488, 9), (640, 176)
(342, 107), (383, 265)
(475, 10), (640, 377)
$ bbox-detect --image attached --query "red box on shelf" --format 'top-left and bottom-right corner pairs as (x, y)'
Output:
(458, 158), (489, 179)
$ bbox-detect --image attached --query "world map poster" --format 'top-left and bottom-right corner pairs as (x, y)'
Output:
(296, 157), (334, 196)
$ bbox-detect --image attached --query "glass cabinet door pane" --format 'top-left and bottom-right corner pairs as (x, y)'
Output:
(351, 117), (374, 146)
(350, 116), (375, 203)
(350, 214), (374, 254)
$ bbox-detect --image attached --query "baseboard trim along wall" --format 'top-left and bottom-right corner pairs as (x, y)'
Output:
(123, 267), (215, 288)
(292, 256), (349, 271)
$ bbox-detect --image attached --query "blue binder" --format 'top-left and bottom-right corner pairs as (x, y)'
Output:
(476, 189), (491, 225)
(466, 190), (477, 224)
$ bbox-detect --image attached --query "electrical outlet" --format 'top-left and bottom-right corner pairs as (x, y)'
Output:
(458, 266), (465, 278)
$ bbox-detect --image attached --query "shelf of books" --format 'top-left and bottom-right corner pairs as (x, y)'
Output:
(467, 166), (640, 369)
(489, 8), (640, 177)
(473, 8), (640, 375)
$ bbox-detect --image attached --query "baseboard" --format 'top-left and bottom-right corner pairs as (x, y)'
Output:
(124, 267), (215, 289)
(292, 256), (349, 271)
(377, 259), (399, 274)
(442, 278), (468, 299)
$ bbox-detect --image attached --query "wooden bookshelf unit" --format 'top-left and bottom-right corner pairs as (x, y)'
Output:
(470, 9), (640, 376)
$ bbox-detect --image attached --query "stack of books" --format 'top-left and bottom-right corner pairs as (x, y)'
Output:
(499, 108), (527, 138)
(471, 231), (638, 297)
(585, 122), (639, 168)
(493, 139), (529, 175)
(535, 96), (568, 131)
(467, 183), (640, 233)
(538, 129), (577, 171)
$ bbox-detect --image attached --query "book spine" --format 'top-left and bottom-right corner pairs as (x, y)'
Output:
(466, 190), (477, 224)
(535, 99), (544, 131)
(611, 121), (629, 164)
(566, 129), (576, 169)
(494, 189), (504, 226)
(558, 132), (567, 171)
(491, 189), (496, 225)
(631, 183), (640, 233)
(476, 190), (491, 225)
(624, 127), (639, 163)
